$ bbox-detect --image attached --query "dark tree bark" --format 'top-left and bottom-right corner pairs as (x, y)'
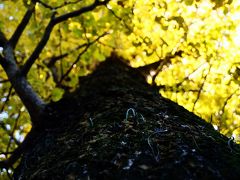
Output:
(14, 56), (240, 179)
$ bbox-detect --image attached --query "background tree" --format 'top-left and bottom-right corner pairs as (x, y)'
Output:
(0, 0), (240, 178)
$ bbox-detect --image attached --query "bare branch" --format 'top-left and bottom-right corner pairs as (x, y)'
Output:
(9, 6), (35, 49)
(21, 0), (110, 76)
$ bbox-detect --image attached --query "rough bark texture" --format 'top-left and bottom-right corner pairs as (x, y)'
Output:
(14, 56), (240, 179)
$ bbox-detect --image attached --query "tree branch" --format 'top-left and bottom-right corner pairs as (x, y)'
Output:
(53, 0), (110, 24)
(37, 0), (83, 10)
(9, 6), (35, 49)
(0, 31), (45, 123)
(58, 32), (108, 84)
(21, 15), (56, 76)
(46, 43), (89, 68)
(50, 32), (108, 67)
(21, 0), (110, 76)
(1, 1), (110, 124)
(59, 45), (89, 85)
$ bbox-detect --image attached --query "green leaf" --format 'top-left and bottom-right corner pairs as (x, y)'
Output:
(51, 88), (64, 102)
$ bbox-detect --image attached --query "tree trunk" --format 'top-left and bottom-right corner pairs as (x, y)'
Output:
(14, 56), (240, 179)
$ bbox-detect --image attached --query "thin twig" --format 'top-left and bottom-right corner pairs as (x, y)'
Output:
(0, 86), (13, 112)
(158, 62), (206, 91)
(173, 62), (207, 88)
(0, 93), (21, 146)
(0, 121), (20, 146)
(21, 0), (110, 76)
(106, 6), (133, 32)
(58, 45), (89, 84)
(158, 62), (208, 96)
(58, 32), (108, 84)
(46, 43), (90, 67)
(221, 88), (239, 115)
(218, 88), (239, 129)
(5, 111), (21, 159)
(192, 64), (212, 111)
(151, 51), (183, 86)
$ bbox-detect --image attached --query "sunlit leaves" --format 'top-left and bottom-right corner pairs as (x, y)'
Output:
(113, 0), (240, 141)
